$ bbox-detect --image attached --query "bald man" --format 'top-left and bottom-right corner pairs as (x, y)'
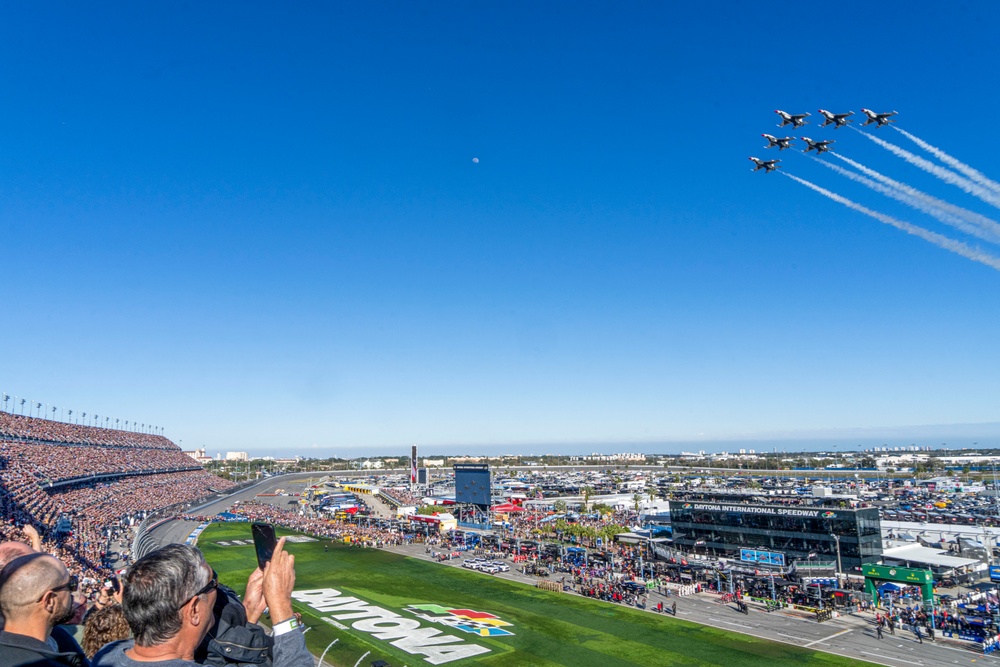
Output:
(0, 539), (89, 662)
(0, 541), (35, 570)
(0, 540), (35, 628)
(0, 553), (86, 667)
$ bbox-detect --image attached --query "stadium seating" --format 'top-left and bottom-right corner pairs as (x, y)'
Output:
(0, 410), (235, 586)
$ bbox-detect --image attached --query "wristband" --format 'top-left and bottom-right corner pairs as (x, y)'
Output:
(272, 617), (300, 636)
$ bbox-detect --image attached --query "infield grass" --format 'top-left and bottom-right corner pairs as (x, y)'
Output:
(198, 522), (879, 667)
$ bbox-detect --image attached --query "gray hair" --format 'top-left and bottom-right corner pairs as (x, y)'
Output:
(122, 544), (212, 647)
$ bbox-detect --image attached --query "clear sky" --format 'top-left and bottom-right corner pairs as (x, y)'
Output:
(3, 2), (1000, 457)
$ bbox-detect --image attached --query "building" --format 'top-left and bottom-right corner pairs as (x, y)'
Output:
(183, 448), (212, 464)
(225, 451), (249, 461)
(668, 500), (882, 572)
(569, 453), (648, 463)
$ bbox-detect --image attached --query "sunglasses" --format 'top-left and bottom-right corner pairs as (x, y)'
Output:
(41, 575), (79, 601)
(181, 569), (218, 609)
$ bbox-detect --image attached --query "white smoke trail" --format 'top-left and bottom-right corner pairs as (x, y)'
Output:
(851, 126), (1000, 210)
(781, 172), (1000, 272)
(818, 155), (1000, 244)
(829, 152), (1000, 238)
(893, 126), (1000, 196)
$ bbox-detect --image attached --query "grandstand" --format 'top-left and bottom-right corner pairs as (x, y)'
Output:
(0, 409), (236, 586)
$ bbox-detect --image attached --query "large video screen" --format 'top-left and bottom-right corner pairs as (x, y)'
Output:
(454, 464), (490, 506)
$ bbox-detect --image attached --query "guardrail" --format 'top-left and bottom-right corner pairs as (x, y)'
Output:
(129, 476), (274, 559)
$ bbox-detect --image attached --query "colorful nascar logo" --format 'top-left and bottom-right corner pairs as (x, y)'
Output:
(405, 604), (515, 637)
(822, 511), (837, 518)
(683, 503), (692, 509)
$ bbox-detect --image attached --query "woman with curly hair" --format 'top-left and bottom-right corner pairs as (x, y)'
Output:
(82, 603), (131, 659)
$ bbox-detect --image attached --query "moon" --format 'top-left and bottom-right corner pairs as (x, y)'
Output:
(472, 157), (479, 164)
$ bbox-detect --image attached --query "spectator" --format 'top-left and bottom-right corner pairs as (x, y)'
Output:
(0, 539), (90, 659)
(194, 569), (273, 667)
(0, 552), (87, 667)
(92, 540), (311, 667)
(82, 606), (130, 660)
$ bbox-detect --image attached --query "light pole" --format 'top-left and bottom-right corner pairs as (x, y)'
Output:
(830, 533), (842, 585)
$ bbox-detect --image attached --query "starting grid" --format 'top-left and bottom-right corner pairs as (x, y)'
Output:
(215, 535), (318, 547)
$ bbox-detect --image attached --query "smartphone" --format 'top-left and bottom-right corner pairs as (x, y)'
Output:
(251, 522), (277, 570)
(110, 576), (120, 593)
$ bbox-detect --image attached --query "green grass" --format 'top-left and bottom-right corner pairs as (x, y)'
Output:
(198, 523), (878, 667)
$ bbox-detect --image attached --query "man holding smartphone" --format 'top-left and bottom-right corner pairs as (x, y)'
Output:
(92, 537), (312, 667)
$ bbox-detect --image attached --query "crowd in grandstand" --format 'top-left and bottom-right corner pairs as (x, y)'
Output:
(0, 410), (235, 602)
(379, 488), (424, 507)
(0, 411), (176, 449)
(1, 440), (198, 486)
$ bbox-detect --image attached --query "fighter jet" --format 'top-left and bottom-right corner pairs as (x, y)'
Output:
(749, 156), (781, 172)
(818, 109), (854, 129)
(775, 110), (810, 128)
(861, 108), (898, 127)
(762, 134), (795, 150)
(801, 137), (834, 154)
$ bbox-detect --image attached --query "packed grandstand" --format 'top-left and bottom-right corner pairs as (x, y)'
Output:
(0, 409), (236, 591)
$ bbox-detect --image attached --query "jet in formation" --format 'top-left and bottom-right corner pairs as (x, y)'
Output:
(749, 156), (781, 172)
(762, 134), (795, 150)
(801, 137), (834, 154)
(775, 110), (810, 128)
(818, 109), (854, 129)
(861, 108), (898, 127)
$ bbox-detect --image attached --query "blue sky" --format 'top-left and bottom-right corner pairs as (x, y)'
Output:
(3, 2), (1000, 457)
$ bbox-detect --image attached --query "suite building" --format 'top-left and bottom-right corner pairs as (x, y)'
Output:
(668, 499), (882, 572)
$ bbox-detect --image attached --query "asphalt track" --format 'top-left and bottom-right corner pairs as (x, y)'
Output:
(146, 473), (1000, 667)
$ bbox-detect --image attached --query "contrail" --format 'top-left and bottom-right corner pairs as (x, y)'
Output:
(820, 154), (1000, 244)
(782, 172), (1000, 272)
(851, 126), (1000, 209)
(832, 152), (1000, 239)
(892, 126), (1000, 196)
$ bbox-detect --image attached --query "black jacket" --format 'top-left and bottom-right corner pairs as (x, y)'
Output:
(0, 630), (87, 667)
(194, 585), (273, 667)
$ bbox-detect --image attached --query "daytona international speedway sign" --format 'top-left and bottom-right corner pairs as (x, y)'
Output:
(688, 503), (831, 518)
(292, 588), (513, 664)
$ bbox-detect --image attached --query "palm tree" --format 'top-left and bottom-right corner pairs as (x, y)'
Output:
(581, 486), (593, 512)
(632, 493), (643, 512)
